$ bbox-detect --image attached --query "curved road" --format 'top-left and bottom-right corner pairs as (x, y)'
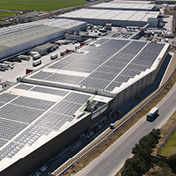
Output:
(75, 83), (176, 176)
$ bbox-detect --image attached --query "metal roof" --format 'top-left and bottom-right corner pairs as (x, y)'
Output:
(0, 25), (64, 47)
(0, 19), (87, 59)
(89, 2), (156, 11)
(58, 9), (160, 22)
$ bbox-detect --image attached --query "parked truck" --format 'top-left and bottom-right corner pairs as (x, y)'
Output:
(147, 107), (159, 121)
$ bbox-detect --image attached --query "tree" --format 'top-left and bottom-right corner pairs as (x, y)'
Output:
(121, 129), (161, 175)
(121, 166), (138, 176)
(168, 154), (176, 173)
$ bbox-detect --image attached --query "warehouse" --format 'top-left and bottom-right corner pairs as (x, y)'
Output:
(0, 19), (87, 60)
(89, 2), (156, 11)
(0, 38), (170, 176)
(57, 9), (161, 27)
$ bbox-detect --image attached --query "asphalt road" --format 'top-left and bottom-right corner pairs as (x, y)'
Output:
(75, 83), (176, 176)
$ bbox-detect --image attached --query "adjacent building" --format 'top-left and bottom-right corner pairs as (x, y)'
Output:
(57, 9), (161, 27)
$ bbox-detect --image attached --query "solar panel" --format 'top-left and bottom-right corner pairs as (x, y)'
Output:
(0, 104), (44, 123)
(11, 96), (55, 110)
(104, 60), (127, 69)
(14, 112), (73, 146)
(94, 38), (109, 44)
(109, 41), (147, 63)
(126, 63), (148, 71)
(0, 93), (18, 103)
(50, 100), (82, 116)
(49, 54), (81, 69)
(131, 43), (164, 67)
(46, 73), (84, 84)
(63, 61), (99, 73)
(64, 92), (90, 104)
(0, 139), (7, 148)
(0, 102), (5, 108)
(30, 71), (53, 80)
(15, 130), (41, 146)
(35, 112), (73, 131)
(121, 69), (141, 77)
(114, 74), (132, 82)
(89, 71), (116, 81)
(106, 82), (122, 91)
(14, 84), (34, 90)
(80, 77), (110, 90)
(0, 143), (23, 160)
(0, 118), (27, 140)
(30, 86), (68, 96)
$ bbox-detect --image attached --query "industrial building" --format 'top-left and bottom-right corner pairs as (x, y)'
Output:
(89, 2), (156, 11)
(57, 9), (161, 27)
(0, 38), (170, 176)
(0, 18), (87, 60)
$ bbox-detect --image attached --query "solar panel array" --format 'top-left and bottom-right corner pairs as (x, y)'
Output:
(30, 86), (68, 96)
(14, 84), (34, 90)
(0, 90), (91, 160)
(49, 54), (82, 69)
(48, 39), (130, 73)
(79, 40), (148, 90)
(45, 73), (84, 85)
(0, 39), (165, 162)
(0, 142), (24, 160)
(29, 39), (164, 92)
(14, 84), (69, 96)
(30, 71), (84, 85)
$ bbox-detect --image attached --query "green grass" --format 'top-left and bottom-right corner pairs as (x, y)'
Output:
(0, 11), (17, 20)
(159, 131), (176, 157)
(0, 11), (17, 16)
(0, 0), (86, 11)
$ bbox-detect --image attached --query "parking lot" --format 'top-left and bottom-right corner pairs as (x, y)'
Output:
(0, 43), (76, 83)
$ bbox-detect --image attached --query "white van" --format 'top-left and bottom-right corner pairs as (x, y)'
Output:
(50, 54), (58, 60)
(33, 59), (41, 67)
(32, 54), (41, 60)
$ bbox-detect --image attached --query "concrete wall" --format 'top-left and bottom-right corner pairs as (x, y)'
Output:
(112, 46), (169, 112)
(148, 18), (159, 28)
(57, 17), (147, 27)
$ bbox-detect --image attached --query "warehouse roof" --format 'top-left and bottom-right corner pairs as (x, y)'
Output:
(33, 18), (86, 29)
(0, 19), (87, 47)
(0, 25), (64, 48)
(89, 2), (156, 11)
(24, 38), (168, 95)
(0, 38), (169, 171)
(0, 19), (87, 59)
(0, 83), (111, 171)
(58, 9), (160, 23)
